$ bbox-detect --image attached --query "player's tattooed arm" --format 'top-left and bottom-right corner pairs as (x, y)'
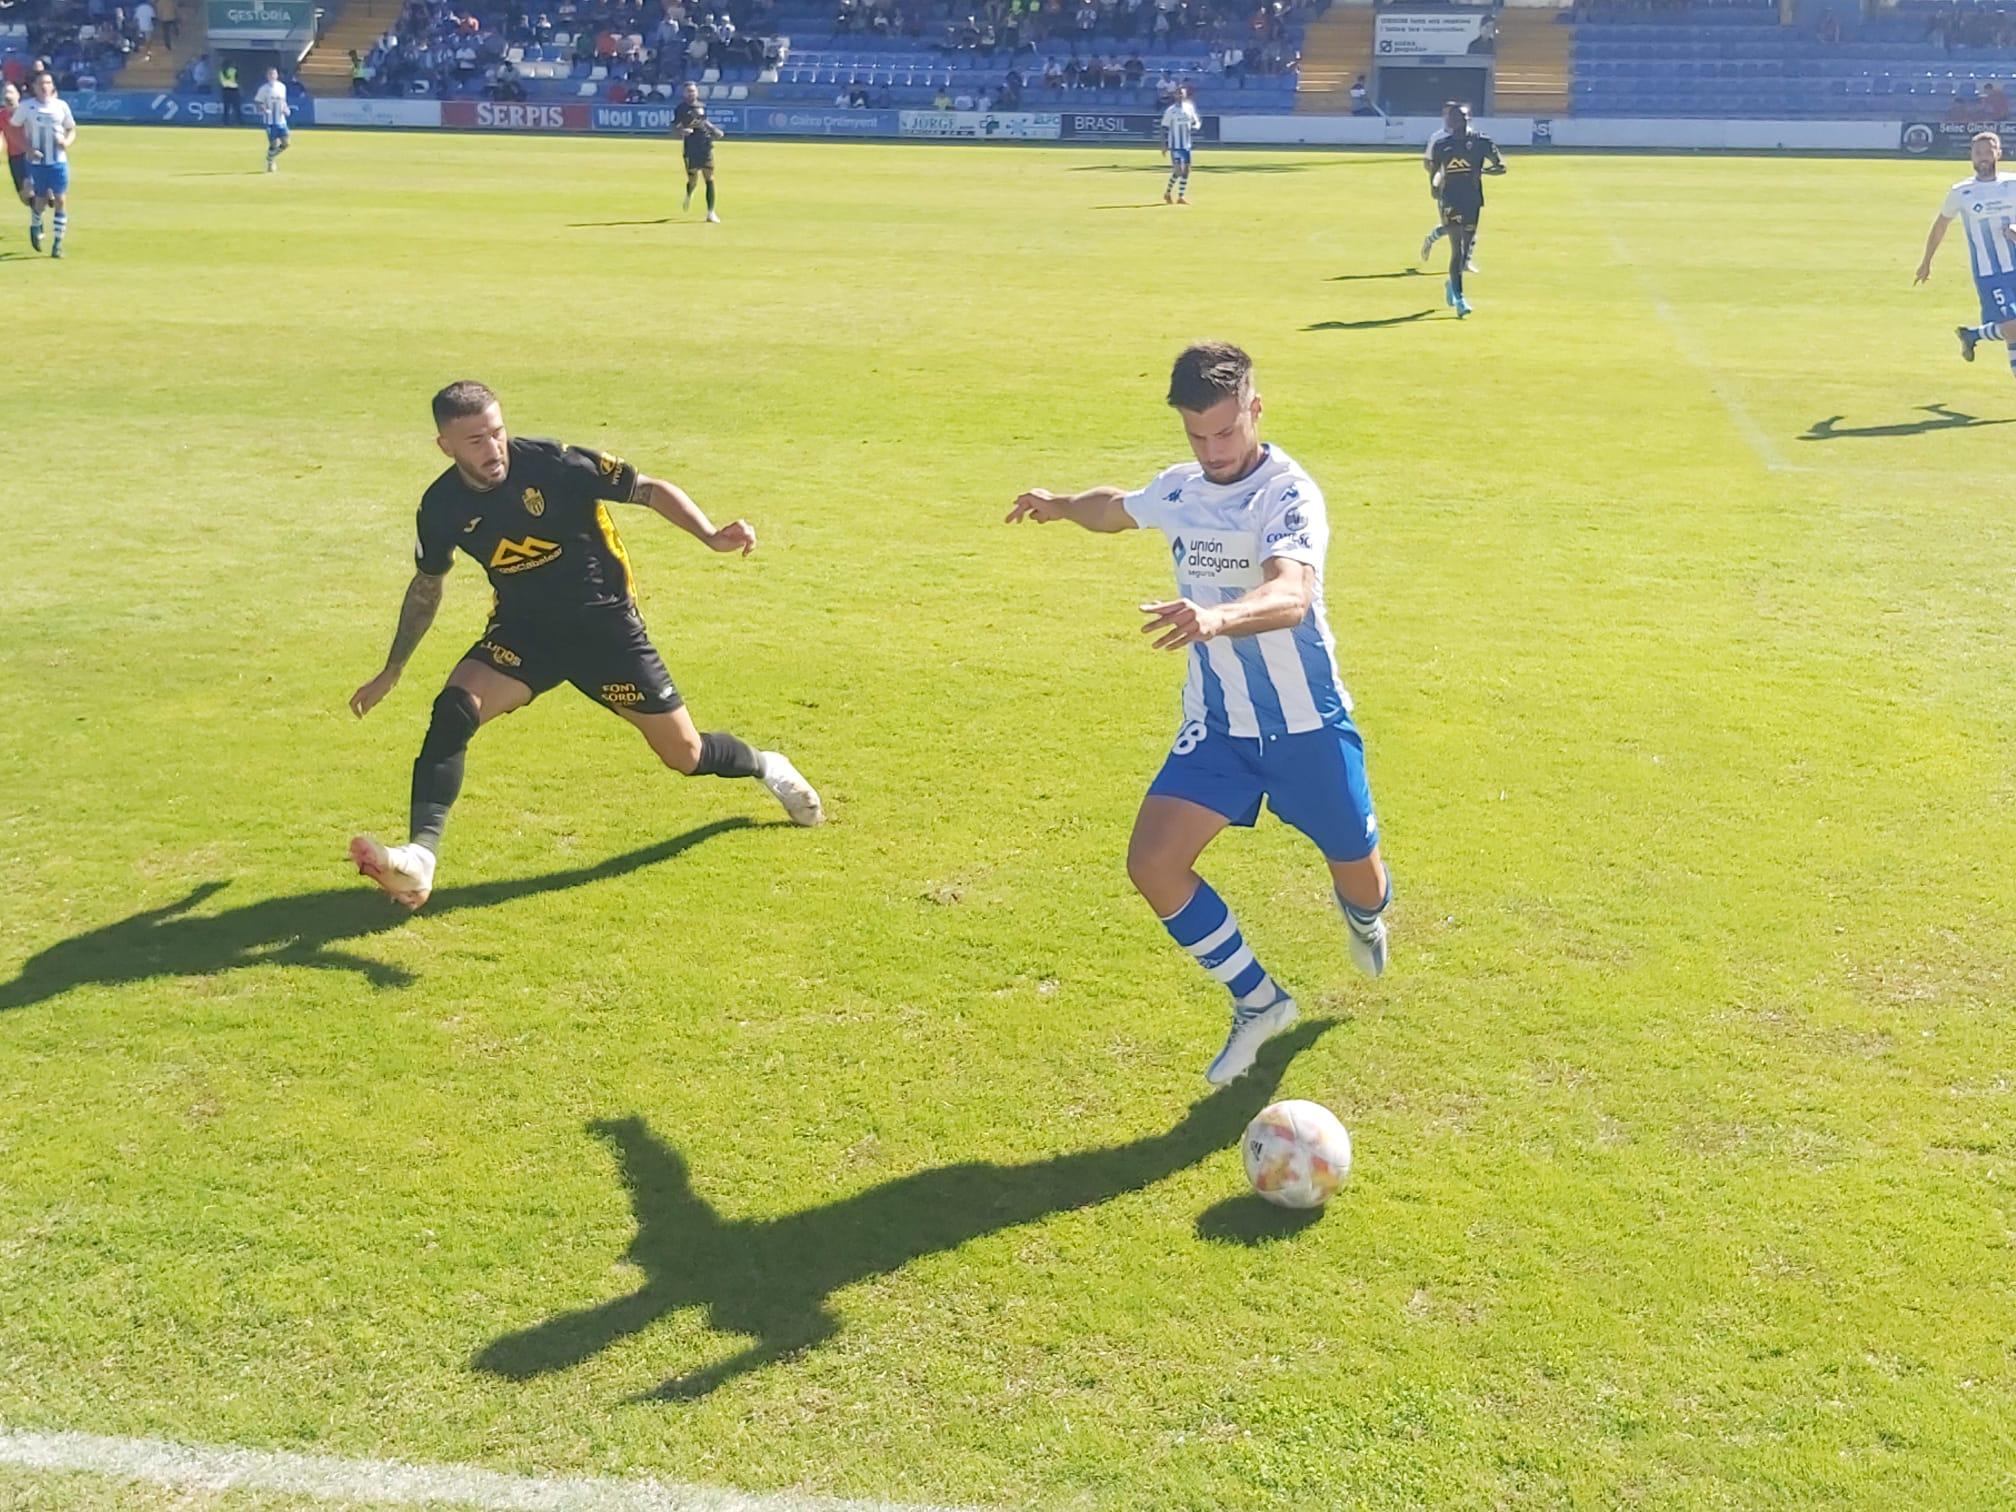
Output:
(349, 571), (445, 718)
(385, 570), (447, 668)
(633, 473), (756, 556)
(1005, 487), (1137, 532)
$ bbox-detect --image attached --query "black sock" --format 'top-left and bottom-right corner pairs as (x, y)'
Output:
(705, 179), (716, 211)
(409, 687), (480, 852)
(692, 730), (762, 778)
(1449, 240), (1464, 297)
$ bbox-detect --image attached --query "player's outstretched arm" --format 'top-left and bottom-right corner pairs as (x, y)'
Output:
(1006, 487), (1136, 533)
(1139, 558), (1312, 650)
(350, 569), (447, 717)
(1916, 214), (1953, 283)
(633, 473), (754, 555)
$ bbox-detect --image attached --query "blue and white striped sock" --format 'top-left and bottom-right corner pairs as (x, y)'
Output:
(2005, 346), (2016, 382)
(50, 212), (65, 247)
(1161, 880), (1278, 1008)
(29, 210), (42, 235)
(1337, 875), (1391, 936)
(1974, 322), (2004, 341)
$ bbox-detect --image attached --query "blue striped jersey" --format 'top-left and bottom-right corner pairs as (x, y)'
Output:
(1161, 100), (1198, 154)
(1943, 171), (2016, 279)
(1123, 445), (1350, 739)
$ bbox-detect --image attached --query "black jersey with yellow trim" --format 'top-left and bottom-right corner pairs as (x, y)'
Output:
(415, 437), (644, 617)
(1429, 130), (1502, 207)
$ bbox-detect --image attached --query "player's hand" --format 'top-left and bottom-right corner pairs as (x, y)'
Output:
(349, 667), (400, 718)
(1140, 598), (1221, 650)
(1914, 260), (1933, 285)
(708, 520), (757, 555)
(1006, 489), (1069, 524)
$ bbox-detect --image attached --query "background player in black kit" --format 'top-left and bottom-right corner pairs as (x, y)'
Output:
(1428, 102), (1505, 320)
(346, 381), (822, 909)
(673, 81), (724, 223)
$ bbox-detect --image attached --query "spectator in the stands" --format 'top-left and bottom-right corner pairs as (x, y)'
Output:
(873, 83), (892, 106)
(157, 0), (179, 48)
(933, 80), (951, 108)
(132, 0), (155, 45)
(1349, 72), (1372, 114)
(1985, 79), (2012, 118)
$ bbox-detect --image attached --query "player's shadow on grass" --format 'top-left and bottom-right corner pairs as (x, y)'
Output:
(1799, 403), (2016, 441)
(567, 216), (684, 228)
(0, 818), (757, 1014)
(1326, 269), (1428, 282)
(1304, 311), (1438, 332)
(1067, 160), (1395, 175)
(473, 1021), (1334, 1402)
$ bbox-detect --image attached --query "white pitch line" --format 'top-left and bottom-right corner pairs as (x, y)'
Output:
(1603, 227), (1806, 474)
(0, 1426), (978, 1512)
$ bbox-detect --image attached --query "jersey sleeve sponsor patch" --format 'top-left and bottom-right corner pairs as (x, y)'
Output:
(1259, 477), (1325, 567)
(560, 444), (641, 503)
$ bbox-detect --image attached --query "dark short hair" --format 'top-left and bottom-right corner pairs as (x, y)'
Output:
(431, 380), (499, 428)
(1166, 342), (1254, 412)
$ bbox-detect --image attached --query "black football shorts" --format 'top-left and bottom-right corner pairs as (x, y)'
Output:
(463, 605), (683, 714)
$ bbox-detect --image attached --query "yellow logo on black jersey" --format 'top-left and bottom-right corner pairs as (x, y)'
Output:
(489, 535), (561, 573)
(522, 487), (546, 517)
(597, 452), (624, 478)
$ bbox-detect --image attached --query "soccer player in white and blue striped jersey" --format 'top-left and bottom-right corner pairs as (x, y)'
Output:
(1917, 129), (2016, 377)
(254, 69), (291, 172)
(1008, 342), (1390, 1086)
(1161, 87), (1198, 205)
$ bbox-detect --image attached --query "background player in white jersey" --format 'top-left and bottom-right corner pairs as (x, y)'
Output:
(1160, 86), (1199, 205)
(254, 68), (291, 172)
(9, 72), (74, 257)
(1419, 118), (1450, 263)
(1916, 129), (2016, 378)
(1007, 342), (1391, 1087)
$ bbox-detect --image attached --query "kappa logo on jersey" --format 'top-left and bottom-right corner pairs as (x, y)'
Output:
(1165, 487), (1183, 503)
(462, 516), (483, 533)
(521, 487), (546, 517)
(489, 535), (562, 573)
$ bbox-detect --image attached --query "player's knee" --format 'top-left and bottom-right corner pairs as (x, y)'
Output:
(419, 686), (481, 760)
(1124, 836), (1177, 899)
(655, 726), (703, 774)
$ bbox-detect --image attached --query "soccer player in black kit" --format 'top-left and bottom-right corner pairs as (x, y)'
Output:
(346, 381), (822, 909)
(1428, 102), (1505, 320)
(674, 81), (724, 223)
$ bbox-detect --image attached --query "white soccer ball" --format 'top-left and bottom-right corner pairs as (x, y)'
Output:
(1242, 1099), (1352, 1210)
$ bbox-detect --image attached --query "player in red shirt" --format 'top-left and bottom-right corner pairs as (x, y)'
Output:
(1, 83), (29, 206)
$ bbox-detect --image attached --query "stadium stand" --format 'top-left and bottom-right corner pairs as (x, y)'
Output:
(312, 0), (1308, 109)
(1, 0), (159, 92)
(1570, 0), (2016, 119)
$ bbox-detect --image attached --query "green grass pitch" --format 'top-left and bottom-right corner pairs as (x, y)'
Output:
(3, 126), (2015, 1509)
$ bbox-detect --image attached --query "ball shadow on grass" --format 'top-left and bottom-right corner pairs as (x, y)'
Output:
(1194, 1194), (1329, 1246)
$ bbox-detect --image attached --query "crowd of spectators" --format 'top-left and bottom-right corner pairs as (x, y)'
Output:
(349, 0), (789, 97)
(1924, 4), (2016, 53)
(902, 0), (1312, 52)
(1, 0), (177, 91)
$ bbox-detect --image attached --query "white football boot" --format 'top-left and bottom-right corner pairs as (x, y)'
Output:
(1345, 913), (1388, 978)
(758, 752), (823, 826)
(1205, 988), (1299, 1087)
(349, 834), (437, 910)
